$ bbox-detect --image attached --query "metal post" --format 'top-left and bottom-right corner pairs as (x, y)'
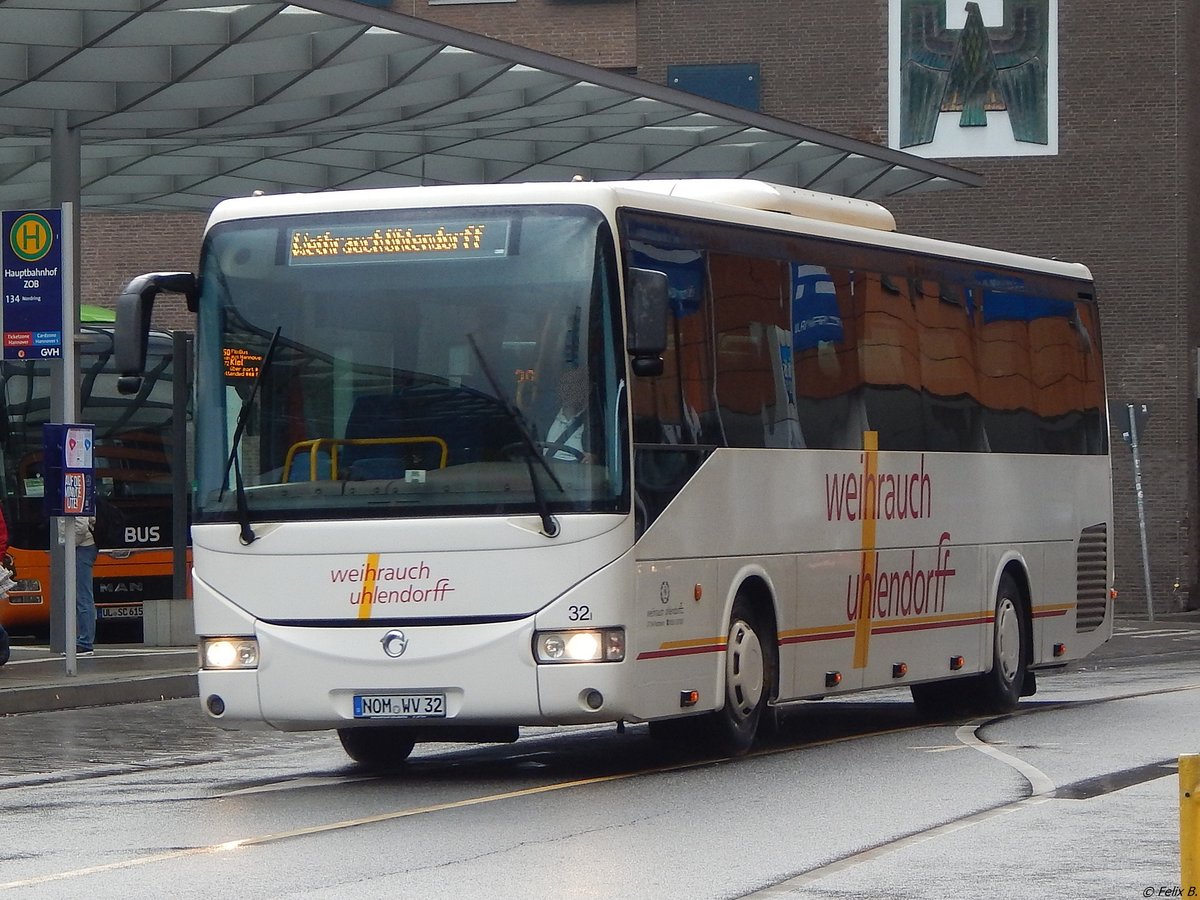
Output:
(49, 113), (81, 658)
(171, 332), (192, 602)
(60, 202), (79, 675)
(1126, 403), (1155, 622)
(1182, 754), (1199, 896)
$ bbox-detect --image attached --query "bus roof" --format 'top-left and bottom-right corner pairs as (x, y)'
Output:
(208, 180), (1094, 284)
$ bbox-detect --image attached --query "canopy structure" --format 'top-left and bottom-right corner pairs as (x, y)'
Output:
(0, 0), (982, 211)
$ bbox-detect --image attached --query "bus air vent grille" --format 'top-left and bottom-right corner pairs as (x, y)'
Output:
(1075, 523), (1108, 632)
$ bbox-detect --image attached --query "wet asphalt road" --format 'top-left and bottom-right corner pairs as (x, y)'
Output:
(0, 618), (1196, 899)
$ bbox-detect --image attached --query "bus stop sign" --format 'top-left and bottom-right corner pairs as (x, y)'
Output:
(2, 208), (64, 361)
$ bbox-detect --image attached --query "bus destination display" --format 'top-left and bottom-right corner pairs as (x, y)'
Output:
(288, 218), (510, 265)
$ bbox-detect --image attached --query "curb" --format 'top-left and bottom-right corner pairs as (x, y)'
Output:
(0, 672), (197, 716)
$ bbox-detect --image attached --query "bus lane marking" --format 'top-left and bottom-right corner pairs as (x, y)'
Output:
(14, 685), (1197, 893)
(746, 683), (1200, 896)
(0, 770), (643, 891)
(743, 718), (1057, 897)
(0, 718), (938, 891)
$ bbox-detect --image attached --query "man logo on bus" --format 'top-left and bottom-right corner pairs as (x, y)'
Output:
(8, 213), (54, 262)
(381, 630), (409, 658)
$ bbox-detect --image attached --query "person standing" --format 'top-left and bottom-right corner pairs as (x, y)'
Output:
(73, 515), (97, 655)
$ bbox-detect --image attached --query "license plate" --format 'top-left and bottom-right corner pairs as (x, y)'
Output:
(353, 693), (446, 719)
(98, 604), (142, 619)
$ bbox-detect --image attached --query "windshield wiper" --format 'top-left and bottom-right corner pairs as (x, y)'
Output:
(219, 327), (281, 545)
(466, 334), (562, 538)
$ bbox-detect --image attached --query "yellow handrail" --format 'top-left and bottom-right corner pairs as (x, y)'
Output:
(281, 436), (449, 482)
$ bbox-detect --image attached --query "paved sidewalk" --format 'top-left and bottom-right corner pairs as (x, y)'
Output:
(0, 643), (196, 715)
(0, 610), (1196, 717)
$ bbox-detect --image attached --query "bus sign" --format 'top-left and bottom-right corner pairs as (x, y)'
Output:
(2, 209), (64, 361)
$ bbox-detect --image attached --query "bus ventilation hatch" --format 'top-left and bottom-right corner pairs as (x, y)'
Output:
(1075, 523), (1108, 632)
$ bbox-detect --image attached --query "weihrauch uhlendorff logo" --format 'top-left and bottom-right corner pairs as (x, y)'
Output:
(825, 453), (957, 622)
(331, 560), (455, 606)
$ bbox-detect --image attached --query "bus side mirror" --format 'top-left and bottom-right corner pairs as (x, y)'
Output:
(115, 272), (198, 395)
(626, 267), (669, 377)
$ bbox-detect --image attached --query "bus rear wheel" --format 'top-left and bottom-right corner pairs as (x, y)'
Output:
(910, 572), (1029, 718)
(973, 573), (1029, 712)
(705, 597), (772, 756)
(337, 726), (416, 768)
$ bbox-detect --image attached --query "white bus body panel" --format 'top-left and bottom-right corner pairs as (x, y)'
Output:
(627, 448), (1112, 721)
(195, 516), (639, 731)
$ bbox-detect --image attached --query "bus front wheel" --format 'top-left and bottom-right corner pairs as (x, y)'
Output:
(706, 597), (772, 756)
(337, 726), (416, 768)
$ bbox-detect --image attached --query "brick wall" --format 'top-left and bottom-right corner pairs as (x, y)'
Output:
(1187, 0), (1200, 608)
(636, 0), (889, 144)
(409, 0), (637, 69)
(80, 212), (206, 331)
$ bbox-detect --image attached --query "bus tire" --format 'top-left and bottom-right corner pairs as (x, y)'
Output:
(0, 629), (9, 667)
(706, 596), (771, 756)
(972, 572), (1029, 713)
(337, 726), (416, 768)
(910, 572), (1028, 718)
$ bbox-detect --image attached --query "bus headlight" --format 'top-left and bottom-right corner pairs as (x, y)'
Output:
(534, 628), (624, 664)
(200, 637), (259, 670)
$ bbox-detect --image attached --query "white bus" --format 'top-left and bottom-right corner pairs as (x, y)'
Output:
(115, 179), (1113, 766)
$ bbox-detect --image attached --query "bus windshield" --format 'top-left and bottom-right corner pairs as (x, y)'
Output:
(193, 204), (628, 523)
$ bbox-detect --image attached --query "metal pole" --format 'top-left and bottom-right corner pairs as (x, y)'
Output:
(1126, 403), (1155, 622)
(60, 202), (79, 674)
(49, 112), (81, 658)
(171, 332), (192, 602)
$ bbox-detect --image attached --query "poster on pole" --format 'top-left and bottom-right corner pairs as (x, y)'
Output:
(3, 208), (64, 361)
(42, 423), (95, 517)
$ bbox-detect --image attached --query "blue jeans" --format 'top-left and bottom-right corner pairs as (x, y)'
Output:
(76, 543), (98, 651)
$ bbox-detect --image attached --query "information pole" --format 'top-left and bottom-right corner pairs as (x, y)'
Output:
(3, 203), (81, 669)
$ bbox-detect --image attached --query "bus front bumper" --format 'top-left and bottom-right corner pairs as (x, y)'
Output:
(198, 617), (633, 732)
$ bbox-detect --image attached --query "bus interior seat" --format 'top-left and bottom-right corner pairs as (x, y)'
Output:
(342, 393), (442, 479)
(287, 447), (333, 482)
(342, 386), (525, 477)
